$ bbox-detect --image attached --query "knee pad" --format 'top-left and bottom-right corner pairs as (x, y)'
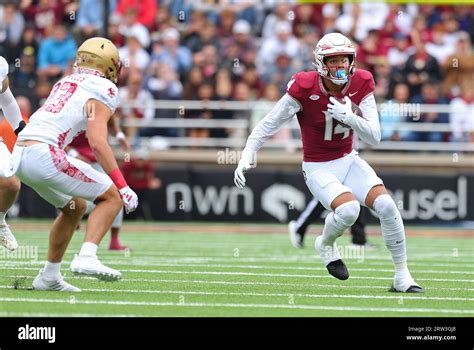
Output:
(373, 194), (398, 220)
(334, 200), (360, 227)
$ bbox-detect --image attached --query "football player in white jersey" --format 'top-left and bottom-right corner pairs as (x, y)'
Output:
(12, 38), (139, 292)
(0, 56), (25, 252)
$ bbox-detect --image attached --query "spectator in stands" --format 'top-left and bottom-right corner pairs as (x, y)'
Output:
(251, 83), (293, 149)
(108, 13), (125, 48)
(37, 24), (77, 82)
(442, 32), (473, 98)
(221, 20), (256, 70)
(387, 32), (414, 69)
(261, 52), (299, 95)
(9, 23), (38, 67)
(258, 21), (299, 74)
(217, 8), (236, 39)
(373, 58), (392, 101)
(150, 27), (192, 77)
(410, 15), (432, 46)
(118, 23), (151, 78)
(261, 3), (292, 39)
(122, 148), (161, 220)
(186, 82), (214, 139)
(198, 44), (220, 80)
(183, 66), (204, 100)
(407, 81), (449, 142)
(185, 20), (220, 54)
(212, 68), (234, 138)
(379, 83), (411, 141)
(321, 4), (339, 35)
(117, 71), (154, 140)
(426, 26), (456, 65)
(450, 84), (473, 143)
(74, 0), (113, 43)
(141, 62), (182, 138)
(292, 4), (323, 38)
(116, 0), (157, 29)
(21, 0), (65, 39)
(403, 42), (442, 97)
(297, 27), (320, 71)
(241, 63), (264, 99)
(10, 46), (37, 98)
(0, 1), (25, 58)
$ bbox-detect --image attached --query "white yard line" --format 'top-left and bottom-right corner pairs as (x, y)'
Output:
(1, 275), (472, 291)
(2, 260), (474, 275)
(0, 285), (471, 301)
(2, 266), (473, 283)
(0, 297), (472, 315)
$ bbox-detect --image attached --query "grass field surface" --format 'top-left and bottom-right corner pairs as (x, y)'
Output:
(0, 221), (472, 317)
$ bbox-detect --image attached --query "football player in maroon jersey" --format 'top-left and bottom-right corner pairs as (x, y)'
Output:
(234, 33), (423, 293)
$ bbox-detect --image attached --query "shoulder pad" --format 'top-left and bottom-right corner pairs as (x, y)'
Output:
(295, 71), (317, 89)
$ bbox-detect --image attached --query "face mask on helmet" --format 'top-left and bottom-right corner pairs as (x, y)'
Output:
(313, 33), (356, 85)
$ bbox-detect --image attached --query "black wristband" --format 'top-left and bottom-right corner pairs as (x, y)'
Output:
(14, 120), (26, 136)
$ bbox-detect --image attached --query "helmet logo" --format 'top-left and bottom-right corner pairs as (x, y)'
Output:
(107, 88), (115, 97)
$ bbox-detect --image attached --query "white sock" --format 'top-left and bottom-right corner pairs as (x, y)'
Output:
(395, 261), (409, 274)
(79, 242), (98, 257)
(373, 194), (407, 266)
(322, 201), (359, 246)
(0, 211), (6, 224)
(43, 261), (61, 280)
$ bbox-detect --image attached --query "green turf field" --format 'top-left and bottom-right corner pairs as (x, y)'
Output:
(0, 222), (473, 317)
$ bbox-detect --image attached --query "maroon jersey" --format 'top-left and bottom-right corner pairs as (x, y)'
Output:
(287, 69), (375, 162)
(70, 132), (96, 163)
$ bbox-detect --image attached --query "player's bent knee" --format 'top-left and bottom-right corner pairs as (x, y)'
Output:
(96, 185), (122, 209)
(0, 175), (20, 193)
(62, 198), (87, 218)
(334, 200), (360, 227)
(373, 194), (398, 219)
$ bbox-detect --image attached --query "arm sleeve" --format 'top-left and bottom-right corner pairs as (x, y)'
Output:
(346, 94), (381, 146)
(243, 93), (300, 156)
(0, 87), (23, 130)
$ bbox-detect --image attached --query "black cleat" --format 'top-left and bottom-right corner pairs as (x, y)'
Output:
(326, 259), (349, 280)
(389, 285), (425, 293)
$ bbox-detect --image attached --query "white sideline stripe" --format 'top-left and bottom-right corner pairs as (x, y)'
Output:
(0, 311), (143, 317)
(0, 285), (470, 301)
(0, 297), (472, 315)
(2, 266), (473, 283)
(2, 260), (474, 275)
(2, 275), (472, 291)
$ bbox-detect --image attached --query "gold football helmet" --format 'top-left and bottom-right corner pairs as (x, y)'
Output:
(75, 37), (122, 84)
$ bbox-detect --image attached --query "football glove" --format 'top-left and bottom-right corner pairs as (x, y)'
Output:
(119, 186), (139, 213)
(234, 150), (255, 189)
(327, 96), (355, 127)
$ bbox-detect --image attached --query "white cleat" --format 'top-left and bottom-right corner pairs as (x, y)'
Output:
(0, 223), (18, 251)
(288, 221), (304, 249)
(32, 271), (81, 292)
(389, 271), (424, 293)
(70, 254), (122, 281)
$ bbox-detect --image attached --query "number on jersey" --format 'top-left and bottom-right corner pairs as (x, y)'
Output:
(323, 111), (350, 141)
(41, 81), (78, 113)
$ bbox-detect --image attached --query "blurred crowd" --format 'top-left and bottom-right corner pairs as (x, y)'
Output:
(1, 0), (473, 145)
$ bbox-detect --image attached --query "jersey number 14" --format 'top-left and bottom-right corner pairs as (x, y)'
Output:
(323, 111), (350, 141)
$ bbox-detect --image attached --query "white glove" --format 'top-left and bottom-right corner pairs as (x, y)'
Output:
(327, 96), (355, 126)
(234, 150), (255, 189)
(119, 186), (139, 213)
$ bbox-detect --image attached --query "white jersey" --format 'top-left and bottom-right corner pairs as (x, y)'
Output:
(18, 73), (119, 149)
